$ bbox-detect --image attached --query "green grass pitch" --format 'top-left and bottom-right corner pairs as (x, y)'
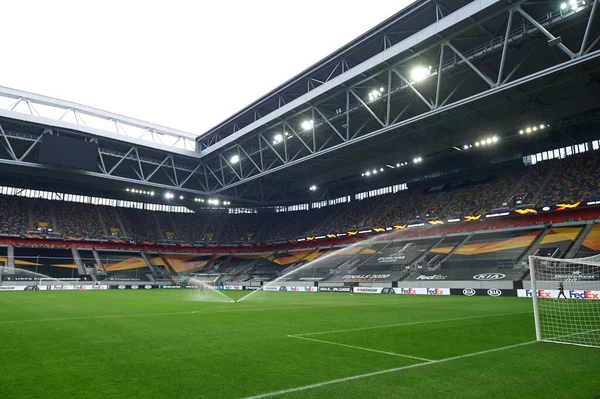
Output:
(0, 290), (598, 398)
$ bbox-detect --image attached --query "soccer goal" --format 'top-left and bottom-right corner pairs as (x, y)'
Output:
(529, 255), (600, 348)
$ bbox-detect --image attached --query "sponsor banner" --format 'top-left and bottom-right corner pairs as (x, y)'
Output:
(2, 284), (113, 291)
(415, 275), (448, 280)
(450, 288), (517, 297)
(221, 285), (244, 291)
(263, 286), (318, 292)
(0, 285), (29, 291)
(517, 289), (600, 300)
(473, 273), (506, 281)
(343, 274), (391, 282)
(356, 287), (450, 295)
(115, 284), (154, 290)
(318, 287), (351, 292)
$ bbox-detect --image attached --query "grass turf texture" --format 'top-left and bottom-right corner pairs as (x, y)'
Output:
(0, 290), (598, 398)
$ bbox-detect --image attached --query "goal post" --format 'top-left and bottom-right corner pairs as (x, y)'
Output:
(528, 255), (600, 348)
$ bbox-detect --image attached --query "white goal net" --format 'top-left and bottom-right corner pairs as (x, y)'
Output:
(529, 255), (600, 348)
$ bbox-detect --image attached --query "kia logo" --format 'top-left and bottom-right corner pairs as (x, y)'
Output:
(144, 285), (152, 290)
(118, 285), (126, 290)
(473, 273), (506, 280)
(463, 288), (476, 296)
(487, 289), (502, 297)
(131, 285), (139, 290)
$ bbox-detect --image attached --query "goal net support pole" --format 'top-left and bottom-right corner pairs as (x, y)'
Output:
(528, 255), (542, 342)
(528, 254), (600, 349)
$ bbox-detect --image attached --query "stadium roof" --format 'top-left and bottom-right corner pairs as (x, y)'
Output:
(0, 0), (599, 207)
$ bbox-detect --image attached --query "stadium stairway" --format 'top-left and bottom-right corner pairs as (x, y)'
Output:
(514, 225), (551, 267)
(278, 249), (319, 276)
(95, 207), (109, 237)
(140, 251), (161, 278)
(71, 247), (88, 276)
(91, 249), (108, 276)
(530, 161), (560, 204)
(564, 222), (595, 259)
(410, 234), (446, 269)
(429, 233), (474, 271)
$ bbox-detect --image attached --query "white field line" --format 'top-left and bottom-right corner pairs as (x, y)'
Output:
(239, 341), (537, 399)
(288, 311), (532, 337)
(289, 335), (433, 362)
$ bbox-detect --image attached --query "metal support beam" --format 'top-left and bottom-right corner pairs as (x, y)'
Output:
(516, 7), (576, 59)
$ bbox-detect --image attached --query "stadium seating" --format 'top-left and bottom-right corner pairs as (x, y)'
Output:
(0, 152), (599, 247)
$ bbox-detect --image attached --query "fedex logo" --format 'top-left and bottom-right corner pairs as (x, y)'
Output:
(524, 289), (552, 298)
(401, 288), (416, 295)
(427, 288), (445, 295)
(569, 290), (600, 300)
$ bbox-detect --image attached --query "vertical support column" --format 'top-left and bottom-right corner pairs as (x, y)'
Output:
(7, 244), (15, 272)
(529, 255), (542, 342)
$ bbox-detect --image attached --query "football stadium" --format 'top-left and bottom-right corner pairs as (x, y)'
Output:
(1, 1), (600, 398)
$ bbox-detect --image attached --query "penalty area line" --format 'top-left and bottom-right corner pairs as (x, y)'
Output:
(288, 335), (433, 362)
(288, 311), (532, 337)
(239, 340), (537, 399)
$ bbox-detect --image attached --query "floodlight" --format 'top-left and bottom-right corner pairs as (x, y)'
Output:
(165, 192), (174, 199)
(365, 171), (371, 176)
(380, 168), (384, 172)
(475, 142), (480, 147)
(151, 191), (155, 196)
(309, 185), (317, 191)
(540, 124), (545, 129)
(492, 136), (498, 142)
(126, 188), (130, 192)
(526, 127), (532, 133)
(533, 126), (538, 131)
(519, 130), (524, 134)
(230, 154), (239, 164)
(396, 163), (400, 167)
(486, 138), (492, 144)
(464, 145), (469, 150)
(301, 120), (314, 131)
(410, 65), (432, 82)
(274, 133), (283, 143)
(373, 170), (377, 174)
(560, 2), (568, 9)
(179, 195), (184, 200)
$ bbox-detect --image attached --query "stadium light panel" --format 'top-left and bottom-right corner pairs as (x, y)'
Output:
(301, 120), (314, 131)
(410, 65), (432, 82)
(230, 154), (239, 164)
